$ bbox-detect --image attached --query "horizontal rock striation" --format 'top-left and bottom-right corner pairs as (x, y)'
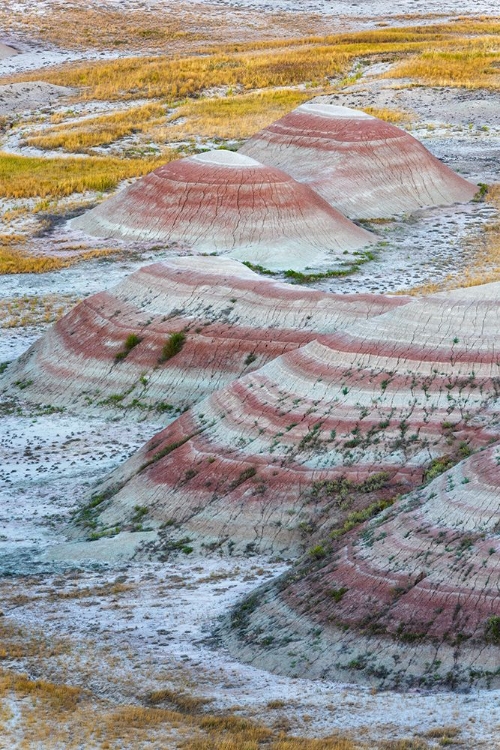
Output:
(223, 442), (500, 689)
(80, 282), (500, 557)
(240, 103), (477, 219)
(70, 149), (375, 271)
(1, 256), (405, 416)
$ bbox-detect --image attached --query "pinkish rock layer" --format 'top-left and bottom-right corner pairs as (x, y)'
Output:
(223, 443), (500, 689)
(82, 282), (500, 557)
(240, 103), (477, 219)
(1, 256), (405, 417)
(70, 149), (375, 271)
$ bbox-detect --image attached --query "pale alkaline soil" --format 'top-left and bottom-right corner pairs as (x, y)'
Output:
(0, 411), (161, 572)
(0, 410), (500, 747)
(0, 46), (126, 77)
(201, 0), (500, 15)
(5, 0), (500, 24)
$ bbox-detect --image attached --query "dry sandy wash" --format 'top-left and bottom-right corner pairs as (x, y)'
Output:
(240, 103), (477, 219)
(71, 149), (375, 271)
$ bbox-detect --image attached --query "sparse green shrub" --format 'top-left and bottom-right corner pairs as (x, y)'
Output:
(115, 333), (142, 361)
(14, 379), (33, 390)
(230, 593), (260, 630)
(101, 393), (125, 405)
(229, 466), (257, 490)
(473, 182), (489, 201)
(139, 430), (203, 471)
(485, 615), (500, 643)
(330, 587), (348, 602)
(156, 401), (174, 413)
(131, 505), (148, 527)
(242, 261), (274, 276)
(309, 544), (327, 559)
(159, 331), (186, 363)
(244, 352), (257, 366)
(424, 455), (455, 482)
(330, 498), (396, 539)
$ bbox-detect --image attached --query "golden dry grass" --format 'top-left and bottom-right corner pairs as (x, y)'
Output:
(4, 20), (500, 106)
(0, 247), (69, 274)
(0, 293), (79, 327)
(386, 42), (500, 88)
(0, 618), (71, 662)
(0, 662), (366, 749)
(0, 612), (371, 749)
(163, 89), (312, 142)
(8, 25), (484, 103)
(15, 2), (498, 58)
(0, 152), (173, 199)
(0, 2), (342, 54)
(11, 46), (347, 102)
(0, 672), (82, 710)
(182, 736), (359, 750)
(48, 581), (132, 600)
(4, 19), (500, 165)
(362, 106), (413, 123)
(25, 103), (166, 152)
(0, 246), (116, 274)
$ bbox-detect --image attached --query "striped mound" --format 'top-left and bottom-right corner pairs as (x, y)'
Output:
(80, 282), (500, 557)
(223, 442), (500, 689)
(1, 256), (405, 416)
(240, 103), (477, 218)
(71, 149), (375, 271)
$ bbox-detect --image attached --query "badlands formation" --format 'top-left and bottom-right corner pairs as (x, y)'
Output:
(4, 4), (500, 744)
(241, 103), (478, 218)
(223, 442), (500, 689)
(76, 282), (500, 565)
(71, 149), (375, 271)
(2, 98), (495, 694)
(3, 256), (406, 414)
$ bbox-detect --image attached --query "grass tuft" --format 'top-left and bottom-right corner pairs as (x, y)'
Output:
(159, 331), (186, 363)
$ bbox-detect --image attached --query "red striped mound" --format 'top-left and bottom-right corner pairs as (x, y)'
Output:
(2, 256), (405, 416)
(80, 282), (500, 556)
(70, 149), (375, 271)
(240, 103), (477, 219)
(224, 442), (500, 689)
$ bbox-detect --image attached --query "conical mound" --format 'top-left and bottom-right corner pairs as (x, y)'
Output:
(71, 149), (374, 271)
(78, 281), (500, 557)
(1, 256), (404, 416)
(222, 442), (500, 689)
(240, 103), (477, 219)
